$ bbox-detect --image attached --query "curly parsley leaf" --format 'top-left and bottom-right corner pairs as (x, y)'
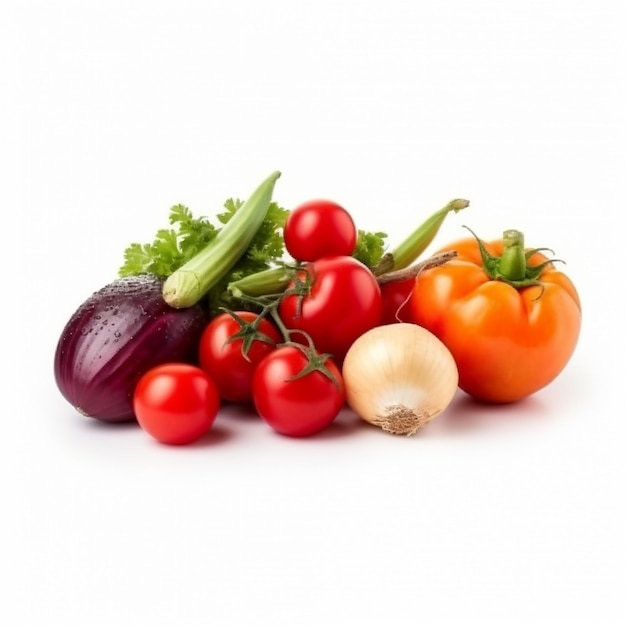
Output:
(353, 229), (388, 269)
(171, 204), (219, 260)
(119, 204), (219, 278)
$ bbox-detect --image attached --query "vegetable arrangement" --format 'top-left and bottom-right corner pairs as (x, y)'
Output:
(54, 171), (581, 444)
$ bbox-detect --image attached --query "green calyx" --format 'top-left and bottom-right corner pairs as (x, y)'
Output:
(282, 342), (342, 389)
(466, 226), (563, 291)
(221, 309), (280, 363)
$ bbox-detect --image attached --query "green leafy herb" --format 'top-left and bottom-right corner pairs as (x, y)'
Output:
(353, 229), (388, 268)
(119, 204), (219, 278)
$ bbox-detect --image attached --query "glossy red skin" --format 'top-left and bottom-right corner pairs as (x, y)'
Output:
(278, 256), (382, 362)
(54, 276), (207, 422)
(380, 278), (415, 324)
(252, 346), (345, 437)
(198, 311), (282, 403)
(283, 199), (357, 261)
(133, 363), (220, 445)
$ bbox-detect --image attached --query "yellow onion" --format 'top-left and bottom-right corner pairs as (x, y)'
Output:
(342, 323), (458, 435)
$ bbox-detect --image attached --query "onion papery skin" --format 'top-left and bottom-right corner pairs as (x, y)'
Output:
(342, 323), (459, 435)
(54, 275), (208, 423)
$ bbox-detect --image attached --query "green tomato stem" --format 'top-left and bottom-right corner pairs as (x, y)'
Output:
(243, 291), (342, 388)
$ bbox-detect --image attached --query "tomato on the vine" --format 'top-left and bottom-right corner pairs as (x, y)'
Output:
(284, 199), (357, 262)
(410, 229), (581, 403)
(252, 345), (345, 437)
(133, 363), (220, 445)
(278, 255), (382, 362)
(198, 311), (282, 403)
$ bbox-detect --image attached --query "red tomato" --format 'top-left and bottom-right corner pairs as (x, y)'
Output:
(380, 278), (415, 324)
(252, 345), (345, 437)
(198, 311), (282, 403)
(133, 363), (220, 445)
(278, 255), (382, 362)
(284, 199), (357, 261)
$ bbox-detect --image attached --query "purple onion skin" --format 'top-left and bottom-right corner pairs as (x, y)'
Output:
(54, 275), (209, 423)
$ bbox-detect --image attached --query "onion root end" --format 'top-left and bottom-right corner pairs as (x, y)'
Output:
(372, 404), (438, 436)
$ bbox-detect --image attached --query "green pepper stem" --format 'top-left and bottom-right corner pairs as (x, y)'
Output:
(498, 229), (527, 281)
(465, 225), (564, 293)
(389, 198), (469, 270)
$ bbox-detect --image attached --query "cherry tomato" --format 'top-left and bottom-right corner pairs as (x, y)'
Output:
(133, 363), (220, 445)
(380, 278), (415, 324)
(198, 311), (282, 403)
(278, 255), (382, 362)
(410, 231), (581, 403)
(284, 199), (357, 262)
(252, 345), (345, 437)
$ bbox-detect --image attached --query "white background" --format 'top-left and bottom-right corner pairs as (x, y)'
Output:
(3, 1), (625, 625)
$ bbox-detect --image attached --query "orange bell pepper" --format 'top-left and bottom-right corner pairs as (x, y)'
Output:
(411, 228), (581, 403)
